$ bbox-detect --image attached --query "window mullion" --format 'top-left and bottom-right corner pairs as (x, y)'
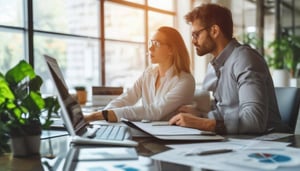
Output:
(27, 0), (34, 67)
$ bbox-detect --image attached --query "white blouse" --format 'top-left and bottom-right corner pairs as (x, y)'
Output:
(104, 66), (195, 121)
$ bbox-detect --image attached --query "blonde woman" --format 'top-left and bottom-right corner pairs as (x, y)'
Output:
(84, 26), (195, 122)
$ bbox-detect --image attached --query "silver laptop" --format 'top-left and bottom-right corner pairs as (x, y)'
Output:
(62, 146), (138, 171)
(44, 55), (137, 147)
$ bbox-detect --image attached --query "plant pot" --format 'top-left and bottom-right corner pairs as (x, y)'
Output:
(290, 78), (300, 87)
(272, 69), (290, 87)
(9, 122), (42, 157)
(10, 135), (41, 157)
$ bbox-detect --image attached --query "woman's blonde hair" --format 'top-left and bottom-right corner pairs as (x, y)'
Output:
(157, 26), (191, 76)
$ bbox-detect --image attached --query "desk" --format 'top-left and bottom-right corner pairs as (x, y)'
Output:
(1, 134), (300, 171)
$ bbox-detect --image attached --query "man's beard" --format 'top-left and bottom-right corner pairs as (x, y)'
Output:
(195, 35), (215, 56)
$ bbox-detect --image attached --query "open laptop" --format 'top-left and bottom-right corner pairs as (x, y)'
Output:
(44, 55), (137, 147)
(62, 146), (138, 171)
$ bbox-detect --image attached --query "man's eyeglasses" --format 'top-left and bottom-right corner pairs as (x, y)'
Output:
(192, 27), (209, 40)
(148, 40), (167, 48)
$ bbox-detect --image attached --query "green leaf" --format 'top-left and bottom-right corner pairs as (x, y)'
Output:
(0, 75), (15, 104)
(30, 92), (45, 109)
(21, 91), (45, 116)
(42, 120), (54, 130)
(6, 100), (17, 109)
(11, 81), (29, 101)
(5, 60), (36, 86)
(29, 75), (43, 92)
(42, 96), (60, 129)
(12, 107), (25, 124)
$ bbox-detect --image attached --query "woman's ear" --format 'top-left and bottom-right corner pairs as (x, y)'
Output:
(168, 46), (173, 56)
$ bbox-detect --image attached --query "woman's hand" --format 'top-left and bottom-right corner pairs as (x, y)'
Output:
(84, 110), (118, 122)
(84, 111), (103, 122)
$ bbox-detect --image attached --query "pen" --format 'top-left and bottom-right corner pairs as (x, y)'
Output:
(152, 123), (170, 126)
(185, 149), (233, 156)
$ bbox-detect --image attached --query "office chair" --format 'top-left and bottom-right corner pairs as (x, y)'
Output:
(275, 87), (300, 132)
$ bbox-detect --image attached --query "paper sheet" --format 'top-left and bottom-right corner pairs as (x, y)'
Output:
(152, 138), (294, 170)
(167, 138), (290, 151)
(226, 148), (300, 170)
(152, 145), (300, 171)
(73, 156), (156, 171)
(254, 133), (294, 141)
(131, 121), (214, 135)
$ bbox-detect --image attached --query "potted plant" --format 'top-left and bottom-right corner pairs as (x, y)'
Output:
(266, 34), (300, 87)
(0, 60), (60, 157)
(242, 32), (263, 51)
(285, 35), (300, 87)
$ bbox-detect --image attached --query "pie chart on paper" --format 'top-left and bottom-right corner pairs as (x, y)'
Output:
(248, 153), (291, 163)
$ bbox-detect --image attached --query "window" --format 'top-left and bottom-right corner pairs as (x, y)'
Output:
(33, 0), (100, 94)
(0, 30), (24, 72)
(104, 1), (175, 90)
(0, 0), (24, 27)
(0, 0), (176, 100)
(0, 0), (24, 73)
(148, 0), (174, 11)
(1, 0), (101, 95)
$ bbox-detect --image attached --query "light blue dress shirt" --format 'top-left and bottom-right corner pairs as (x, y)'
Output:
(203, 39), (287, 134)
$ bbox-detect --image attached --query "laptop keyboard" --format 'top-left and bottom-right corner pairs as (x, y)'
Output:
(94, 125), (126, 141)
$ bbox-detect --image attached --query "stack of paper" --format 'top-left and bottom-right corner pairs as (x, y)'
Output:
(152, 138), (300, 170)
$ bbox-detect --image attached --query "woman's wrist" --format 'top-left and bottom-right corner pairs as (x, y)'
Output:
(102, 110), (109, 121)
(84, 111), (103, 122)
(101, 110), (118, 122)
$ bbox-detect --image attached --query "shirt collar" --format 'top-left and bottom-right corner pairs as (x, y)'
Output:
(165, 65), (174, 77)
(210, 39), (239, 71)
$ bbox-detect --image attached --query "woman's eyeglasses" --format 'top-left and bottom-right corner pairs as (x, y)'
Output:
(148, 40), (167, 48)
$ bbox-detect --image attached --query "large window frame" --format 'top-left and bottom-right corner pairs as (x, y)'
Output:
(0, 0), (178, 97)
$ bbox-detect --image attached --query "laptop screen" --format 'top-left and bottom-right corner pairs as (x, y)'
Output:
(44, 55), (87, 135)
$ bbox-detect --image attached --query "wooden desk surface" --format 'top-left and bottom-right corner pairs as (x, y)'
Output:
(1, 134), (300, 171)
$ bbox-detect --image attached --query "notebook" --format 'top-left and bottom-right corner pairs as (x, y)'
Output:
(44, 55), (137, 147)
(121, 118), (225, 141)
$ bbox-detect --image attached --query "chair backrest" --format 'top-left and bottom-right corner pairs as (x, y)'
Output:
(275, 87), (300, 132)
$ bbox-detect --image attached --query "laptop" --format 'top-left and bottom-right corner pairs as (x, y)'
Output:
(62, 146), (138, 171)
(44, 55), (137, 147)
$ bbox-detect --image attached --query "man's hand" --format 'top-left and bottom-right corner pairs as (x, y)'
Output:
(169, 113), (216, 131)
